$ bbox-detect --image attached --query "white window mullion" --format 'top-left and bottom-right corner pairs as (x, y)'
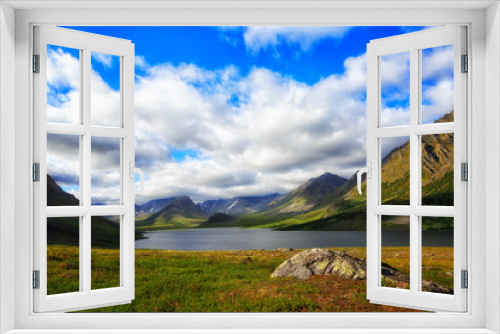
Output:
(78, 47), (85, 292)
(373, 205), (455, 217)
(365, 40), (379, 301)
(81, 47), (92, 295)
(409, 46), (420, 295)
(121, 47), (135, 296)
(367, 26), (467, 312)
(34, 25), (135, 313)
(453, 26), (468, 301)
(33, 26), (49, 307)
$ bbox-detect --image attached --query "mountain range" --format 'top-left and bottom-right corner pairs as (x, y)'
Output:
(47, 111), (455, 239)
(198, 193), (282, 216)
(135, 197), (177, 218)
(47, 174), (125, 248)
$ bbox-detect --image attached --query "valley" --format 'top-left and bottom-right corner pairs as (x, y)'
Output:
(47, 111), (455, 244)
(133, 112), (454, 232)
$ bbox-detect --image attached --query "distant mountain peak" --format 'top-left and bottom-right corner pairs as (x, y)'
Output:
(198, 193), (282, 216)
(47, 174), (79, 206)
(262, 172), (348, 214)
(169, 195), (197, 208)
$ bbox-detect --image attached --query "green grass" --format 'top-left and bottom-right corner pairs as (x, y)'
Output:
(136, 217), (206, 231)
(46, 246), (453, 312)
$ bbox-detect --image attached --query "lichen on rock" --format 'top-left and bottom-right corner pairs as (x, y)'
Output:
(271, 248), (453, 294)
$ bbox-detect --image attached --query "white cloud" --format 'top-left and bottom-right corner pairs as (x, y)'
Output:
(421, 45), (454, 123)
(241, 26), (353, 54)
(90, 69), (121, 127)
(380, 51), (410, 87)
(132, 54), (368, 202)
(47, 48), (371, 203)
(422, 45), (454, 81)
(91, 52), (114, 68)
(135, 55), (150, 70)
(379, 51), (411, 127)
(422, 79), (454, 123)
(46, 47), (81, 124)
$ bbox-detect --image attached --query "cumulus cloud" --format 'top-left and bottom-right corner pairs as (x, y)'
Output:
(46, 47), (80, 124)
(135, 55), (150, 70)
(378, 45), (454, 126)
(47, 47), (372, 203)
(91, 68), (121, 127)
(421, 45), (454, 123)
(47, 133), (80, 195)
(380, 51), (410, 127)
(132, 53), (369, 202)
(47, 49), (122, 204)
(49, 44), (453, 204)
(240, 26), (353, 54)
(92, 52), (114, 68)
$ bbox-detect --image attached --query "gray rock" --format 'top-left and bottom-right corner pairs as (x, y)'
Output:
(271, 248), (453, 294)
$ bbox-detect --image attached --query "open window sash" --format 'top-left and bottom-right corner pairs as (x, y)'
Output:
(33, 26), (135, 312)
(365, 26), (467, 312)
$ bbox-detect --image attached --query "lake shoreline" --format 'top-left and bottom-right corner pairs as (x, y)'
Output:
(135, 227), (454, 251)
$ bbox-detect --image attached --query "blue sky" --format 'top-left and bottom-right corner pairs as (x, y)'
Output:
(47, 26), (454, 203)
(67, 26), (425, 85)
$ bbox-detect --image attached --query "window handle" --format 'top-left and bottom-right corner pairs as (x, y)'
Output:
(357, 162), (371, 195)
(129, 162), (145, 195)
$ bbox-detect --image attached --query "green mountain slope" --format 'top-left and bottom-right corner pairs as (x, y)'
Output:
(261, 173), (348, 214)
(244, 111), (455, 231)
(136, 196), (208, 230)
(47, 174), (124, 248)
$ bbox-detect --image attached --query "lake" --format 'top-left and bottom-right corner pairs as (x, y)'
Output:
(135, 227), (454, 251)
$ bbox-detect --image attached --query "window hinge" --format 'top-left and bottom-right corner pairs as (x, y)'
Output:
(461, 270), (468, 289)
(461, 162), (468, 181)
(33, 270), (40, 289)
(461, 54), (468, 73)
(33, 54), (40, 73)
(33, 163), (40, 182)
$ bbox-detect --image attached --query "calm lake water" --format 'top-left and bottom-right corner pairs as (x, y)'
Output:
(135, 227), (453, 251)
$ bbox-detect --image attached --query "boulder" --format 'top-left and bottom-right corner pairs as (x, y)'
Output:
(271, 248), (366, 280)
(271, 248), (453, 294)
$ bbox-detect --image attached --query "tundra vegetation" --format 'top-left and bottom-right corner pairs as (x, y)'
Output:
(46, 112), (455, 312)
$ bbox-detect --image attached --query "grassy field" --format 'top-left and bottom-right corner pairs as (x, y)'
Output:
(47, 245), (454, 312)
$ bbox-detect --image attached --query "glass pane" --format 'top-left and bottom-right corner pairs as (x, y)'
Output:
(381, 137), (410, 205)
(421, 217), (454, 294)
(421, 45), (454, 124)
(421, 133), (454, 206)
(47, 133), (80, 206)
(381, 215), (410, 290)
(380, 52), (410, 127)
(91, 137), (121, 205)
(47, 45), (80, 124)
(91, 215), (121, 290)
(47, 217), (80, 295)
(91, 52), (121, 128)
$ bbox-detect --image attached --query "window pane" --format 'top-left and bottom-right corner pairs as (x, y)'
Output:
(421, 133), (454, 206)
(381, 137), (410, 205)
(380, 52), (410, 127)
(47, 133), (80, 206)
(91, 216), (121, 290)
(421, 217), (454, 295)
(91, 52), (121, 128)
(47, 217), (80, 295)
(47, 45), (80, 124)
(421, 45), (454, 124)
(91, 137), (121, 205)
(381, 215), (410, 290)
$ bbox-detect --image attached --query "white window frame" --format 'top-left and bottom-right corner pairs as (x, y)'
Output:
(1, 1), (499, 333)
(366, 26), (468, 312)
(33, 26), (136, 313)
